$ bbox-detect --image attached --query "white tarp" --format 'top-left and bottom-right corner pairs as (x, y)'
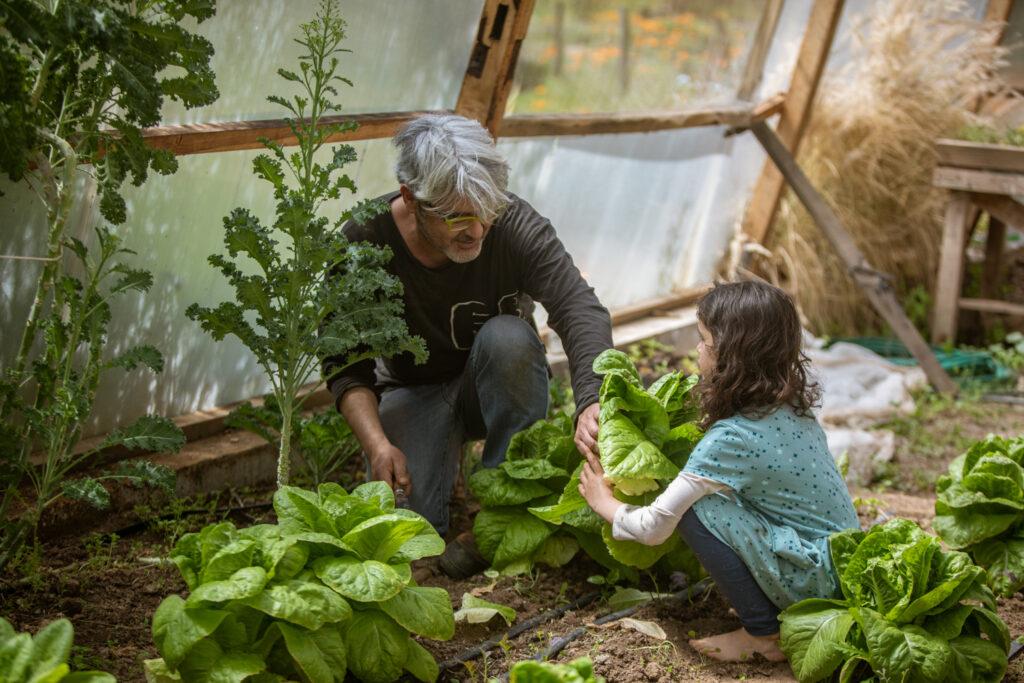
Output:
(804, 334), (928, 487)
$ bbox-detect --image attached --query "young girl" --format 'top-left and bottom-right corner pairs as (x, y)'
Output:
(579, 280), (859, 663)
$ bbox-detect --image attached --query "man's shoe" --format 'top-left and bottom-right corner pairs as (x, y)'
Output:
(439, 531), (488, 579)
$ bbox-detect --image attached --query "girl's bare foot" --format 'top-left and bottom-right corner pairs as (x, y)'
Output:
(689, 628), (786, 663)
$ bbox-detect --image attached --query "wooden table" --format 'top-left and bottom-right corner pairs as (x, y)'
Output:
(931, 139), (1024, 345)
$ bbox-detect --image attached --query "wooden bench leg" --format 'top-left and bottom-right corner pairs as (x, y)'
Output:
(931, 191), (973, 345)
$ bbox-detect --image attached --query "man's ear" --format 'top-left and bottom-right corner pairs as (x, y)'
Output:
(399, 184), (416, 207)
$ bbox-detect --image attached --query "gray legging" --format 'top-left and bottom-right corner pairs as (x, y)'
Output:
(375, 315), (549, 535)
(677, 507), (781, 636)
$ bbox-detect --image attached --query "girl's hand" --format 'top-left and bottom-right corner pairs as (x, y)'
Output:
(578, 458), (621, 524)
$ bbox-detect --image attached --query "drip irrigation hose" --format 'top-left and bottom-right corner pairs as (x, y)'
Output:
(437, 577), (715, 678)
(436, 589), (602, 674)
(492, 577), (714, 681)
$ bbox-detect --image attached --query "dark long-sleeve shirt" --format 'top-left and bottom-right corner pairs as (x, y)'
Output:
(322, 191), (612, 421)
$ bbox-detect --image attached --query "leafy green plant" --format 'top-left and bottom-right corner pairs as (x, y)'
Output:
(530, 349), (702, 574)
(0, 0), (216, 572)
(987, 331), (1024, 374)
(507, 655), (605, 683)
(453, 593), (517, 626)
(933, 434), (1024, 597)
(779, 517), (1009, 683)
(0, 617), (114, 682)
(469, 411), (584, 576)
(186, 0), (425, 489)
(225, 394), (360, 488)
(146, 481), (453, 682)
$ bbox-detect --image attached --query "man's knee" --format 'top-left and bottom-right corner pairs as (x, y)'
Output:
(473, 315), (545, 365)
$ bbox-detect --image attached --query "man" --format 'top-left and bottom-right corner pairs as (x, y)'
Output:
(322, 113), (611, 577)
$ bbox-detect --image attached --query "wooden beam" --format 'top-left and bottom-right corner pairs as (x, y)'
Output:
(737, 0), (786, 101)
(935, 139), (1024, 174)
(741, 0), (845, 247)
(455, 0), (537, 136)
(971, 192), (1024, 228)
(933, 166), (1024, 196)
(607, 285), (713, 327)
(500, 103), (755, 137)
(959, 298), (1024, 316)
(141, 110), (441, 156)
(749, 120), (956, 393)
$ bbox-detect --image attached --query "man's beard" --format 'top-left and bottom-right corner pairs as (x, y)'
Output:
(415, 214), (483, 264)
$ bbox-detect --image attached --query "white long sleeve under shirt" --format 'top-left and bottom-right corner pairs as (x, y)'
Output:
(611, 472), (731, 546)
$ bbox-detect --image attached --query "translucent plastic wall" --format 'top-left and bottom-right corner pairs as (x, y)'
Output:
(4, 0), (866, 437)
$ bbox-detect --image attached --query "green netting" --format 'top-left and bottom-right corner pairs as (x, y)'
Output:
(827, 337), (1017, 391)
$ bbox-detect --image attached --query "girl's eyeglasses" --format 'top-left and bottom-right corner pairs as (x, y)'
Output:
(422, 203), (507, 231)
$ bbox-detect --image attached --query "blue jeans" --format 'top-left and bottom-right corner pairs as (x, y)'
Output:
(677, 508), (781, 636)
(376, 315), (549, 535)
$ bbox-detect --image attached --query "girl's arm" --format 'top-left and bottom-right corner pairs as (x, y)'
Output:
(579, 456), (729, 546)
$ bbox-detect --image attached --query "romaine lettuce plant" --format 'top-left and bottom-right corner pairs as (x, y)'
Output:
(0, 617), (113, 682)
(508, 656), (605, 682)
(933, 434), (1024, 597)
(469, 412), (584, 575)
(147, 482), (453, 683)
(529, 349), (702, 574)
(779, 517), (1009, 683)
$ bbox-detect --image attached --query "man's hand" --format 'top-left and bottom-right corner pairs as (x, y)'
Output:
(574, 401), (600, 460)
(367, 444), (411, 494)
(578, 455), (620, 524)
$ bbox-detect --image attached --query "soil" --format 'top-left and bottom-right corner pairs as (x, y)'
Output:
(6, 399), (1024, 682)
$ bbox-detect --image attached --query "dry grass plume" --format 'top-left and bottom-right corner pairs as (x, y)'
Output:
(760, 0), (1009, 337)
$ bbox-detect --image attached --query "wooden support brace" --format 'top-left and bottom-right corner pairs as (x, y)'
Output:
(749, 121), (956, 393)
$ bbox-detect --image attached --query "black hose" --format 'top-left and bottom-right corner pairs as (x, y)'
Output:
(436, 589), (602, 673)
(492, 577), (714, 682)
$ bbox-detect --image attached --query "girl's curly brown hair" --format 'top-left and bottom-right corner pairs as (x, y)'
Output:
(696, 280), (819, 430)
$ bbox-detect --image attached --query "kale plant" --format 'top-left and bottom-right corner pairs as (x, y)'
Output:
(0, 0), (218, 571)
(186, 0), (425, 488)
(225, 394), (361, 488)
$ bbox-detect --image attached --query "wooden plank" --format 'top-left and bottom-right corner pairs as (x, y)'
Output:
(742, 0), (845, 246)
(138, 102), (778, 156)
(934, 166), (1024, 195)
(607, 285), (713, 327)
(959, 298), (1024, 315)
(931, 191), (973, 345)
(455, 0), (537, 136)
(141, 111), (439, 156)
(737, 0), (786, 100)
(972, 192), (1024, 228)
(500, 103), (755, 137)
(935, 139), (1024, 174)
(749, 120), (956, 393)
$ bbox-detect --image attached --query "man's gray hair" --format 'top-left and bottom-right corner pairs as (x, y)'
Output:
(394, 113), (509, 222)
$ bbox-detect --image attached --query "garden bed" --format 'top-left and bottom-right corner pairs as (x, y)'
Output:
(5, 397), (1024, 682)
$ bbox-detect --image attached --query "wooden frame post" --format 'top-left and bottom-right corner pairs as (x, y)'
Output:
(455, 0), (537, 136)
(741, 0), (845, 246)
